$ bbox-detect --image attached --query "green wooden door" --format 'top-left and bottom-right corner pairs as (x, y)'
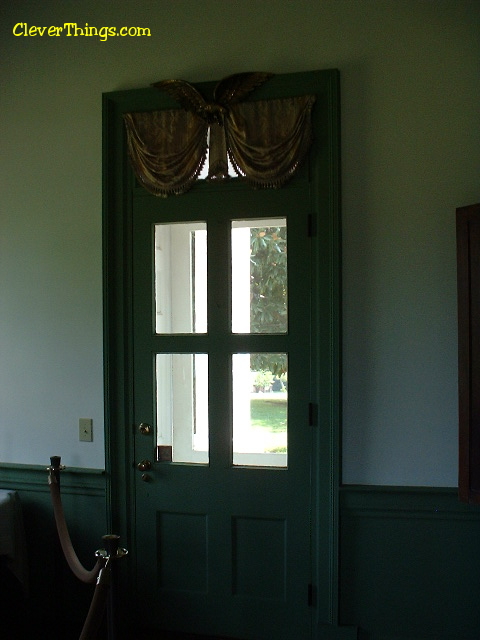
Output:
(103, 69), (341, 639)
(132, 183), (314, 639)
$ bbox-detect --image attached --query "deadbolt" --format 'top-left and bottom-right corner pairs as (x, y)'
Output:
(137, 459), (152, 472)
(138, 422), (152, 435)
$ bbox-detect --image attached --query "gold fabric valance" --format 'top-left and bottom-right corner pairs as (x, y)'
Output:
(123, 73), (316, 197)
(124, 109), (208, 196)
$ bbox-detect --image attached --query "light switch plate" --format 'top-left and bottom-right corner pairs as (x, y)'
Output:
(79, 418), (93, 442)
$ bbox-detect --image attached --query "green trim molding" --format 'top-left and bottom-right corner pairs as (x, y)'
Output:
(0, 462), (105, 495)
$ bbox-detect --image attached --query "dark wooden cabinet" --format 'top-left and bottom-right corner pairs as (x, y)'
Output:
(457, 202), (480, 503)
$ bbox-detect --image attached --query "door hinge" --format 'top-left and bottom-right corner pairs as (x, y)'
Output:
(308, 402), (317, 426)
(308, 583), (315, 607)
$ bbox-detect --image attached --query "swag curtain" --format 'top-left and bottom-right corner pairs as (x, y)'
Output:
(123, 81), (316, 197)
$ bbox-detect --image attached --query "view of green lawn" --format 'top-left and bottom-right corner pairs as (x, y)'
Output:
(250, 395), (287, 453)
(250, 395), (287, 431)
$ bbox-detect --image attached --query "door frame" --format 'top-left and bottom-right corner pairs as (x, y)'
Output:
(102, 69), (342, 638)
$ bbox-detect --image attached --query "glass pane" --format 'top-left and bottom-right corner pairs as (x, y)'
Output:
(231, 219), (287, 334)
(232, 353), (287, 467)
(154, 222), (207, 334)
(156, 353), (209, 464)
(197, 131), (238, 180)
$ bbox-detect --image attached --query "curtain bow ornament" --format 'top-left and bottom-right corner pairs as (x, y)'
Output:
(123, 73), (316, 196)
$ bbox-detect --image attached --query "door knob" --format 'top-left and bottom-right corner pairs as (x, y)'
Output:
(138, 422), (152, 435)
(137, 459), (152, 472)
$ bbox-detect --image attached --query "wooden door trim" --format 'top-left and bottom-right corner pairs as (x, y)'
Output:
(457, 202), (480, 503)
(102, 70), (341, 635)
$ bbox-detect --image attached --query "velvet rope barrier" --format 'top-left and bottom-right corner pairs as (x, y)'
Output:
(79, 562), (112, 640)
(47, 457), (104, 584)
(48, 458), (127, 640)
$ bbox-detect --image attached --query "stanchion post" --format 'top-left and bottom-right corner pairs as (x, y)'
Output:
(49, 455), (63, 486)
(105, 535), (119, 640)
(96, 534), (128, 640)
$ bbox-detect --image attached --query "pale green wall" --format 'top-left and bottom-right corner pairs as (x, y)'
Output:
(1, 0), (479, 484)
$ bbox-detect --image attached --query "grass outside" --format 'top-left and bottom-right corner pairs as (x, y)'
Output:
(250, 394), (287, 453)
(250, 395), (287, 432)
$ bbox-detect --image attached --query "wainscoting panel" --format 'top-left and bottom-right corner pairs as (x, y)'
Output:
(3, 468), (479, 639)
(157, 511), (208, 593)
(339, 486), (480, 640)
(0, 463), (107, 638)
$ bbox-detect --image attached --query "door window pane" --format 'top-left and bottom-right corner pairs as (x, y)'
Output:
(156, 353), (209, 464)
(232, 353), (287, 467)
(155, 222), (207, 334)
(231, 219), (287, 334)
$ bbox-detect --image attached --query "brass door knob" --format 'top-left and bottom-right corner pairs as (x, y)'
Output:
(138, 423), (152, 435)
(137, 459), (152, 472)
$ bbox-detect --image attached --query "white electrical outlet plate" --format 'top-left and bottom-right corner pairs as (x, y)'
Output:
(79, 418), (93, 442)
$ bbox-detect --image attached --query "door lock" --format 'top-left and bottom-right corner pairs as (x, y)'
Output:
(137, 459), (152, 472)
